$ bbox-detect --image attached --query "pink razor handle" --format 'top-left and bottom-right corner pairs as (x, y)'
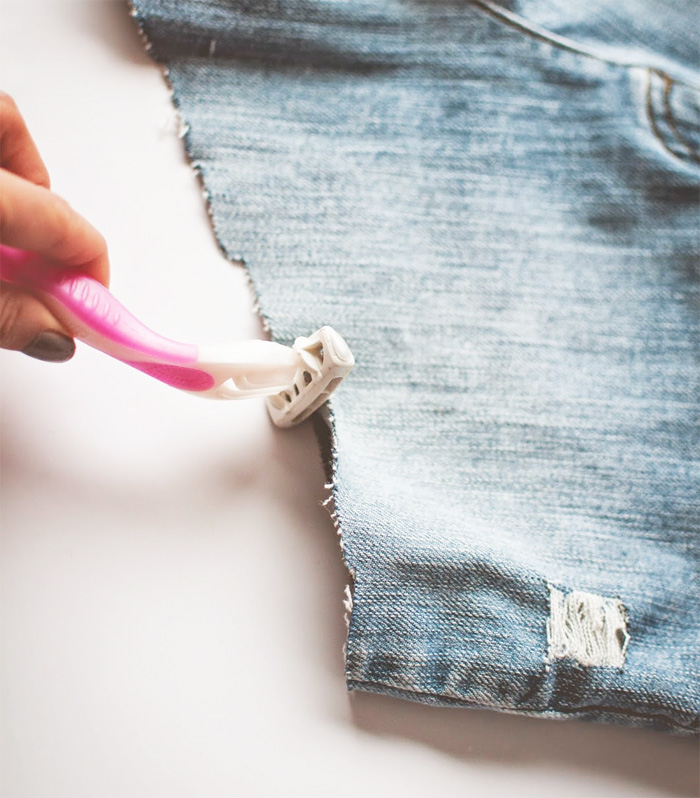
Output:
(0, 245), (301, 398)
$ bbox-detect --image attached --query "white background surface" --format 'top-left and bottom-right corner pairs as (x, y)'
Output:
(0, 2), (697, 796)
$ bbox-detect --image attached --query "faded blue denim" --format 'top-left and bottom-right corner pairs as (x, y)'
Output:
(131, 0), (699, 733)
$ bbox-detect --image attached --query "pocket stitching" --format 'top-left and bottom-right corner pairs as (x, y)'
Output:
(646, 68), (700, 167)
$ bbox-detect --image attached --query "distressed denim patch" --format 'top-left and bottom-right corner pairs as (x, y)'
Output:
(131, 0), (699, 734)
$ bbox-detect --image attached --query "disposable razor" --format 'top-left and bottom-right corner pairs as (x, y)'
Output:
(0, 245), (354, 428)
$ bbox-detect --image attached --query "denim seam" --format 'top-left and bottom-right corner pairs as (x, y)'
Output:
(476, 2), (700, 170)
(661, 75), (700, 165)
(474, 1), (700, 91)
(645, 69), (700, 167)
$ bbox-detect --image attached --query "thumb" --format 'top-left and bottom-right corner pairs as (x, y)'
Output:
(0, 282), (75, 362)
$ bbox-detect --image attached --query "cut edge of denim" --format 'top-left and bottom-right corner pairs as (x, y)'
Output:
(130, 0), (361, 675)
(315, 405), (358, 661)
(128, 0), (272, 334)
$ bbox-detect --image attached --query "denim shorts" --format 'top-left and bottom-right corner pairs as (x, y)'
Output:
(131, 0), (699, 734)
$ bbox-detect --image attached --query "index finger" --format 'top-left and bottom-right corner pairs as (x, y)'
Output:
(0, 169), (109, 285)
(0, 93), (51, 188)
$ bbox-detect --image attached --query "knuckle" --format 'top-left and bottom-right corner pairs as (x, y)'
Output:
(47, 195), (77, 249)
(46, 196), (106, 269)
(50, 193), (73, 220)
(93, 230), (108, 256)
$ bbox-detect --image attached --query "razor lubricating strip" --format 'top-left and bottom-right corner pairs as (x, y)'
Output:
(0, 245), (353, 427)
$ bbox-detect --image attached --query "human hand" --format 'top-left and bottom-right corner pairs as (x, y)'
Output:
(0, 93), (110, 361)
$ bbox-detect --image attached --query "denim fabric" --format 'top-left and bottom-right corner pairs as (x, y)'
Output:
(131, 0), (699, 733)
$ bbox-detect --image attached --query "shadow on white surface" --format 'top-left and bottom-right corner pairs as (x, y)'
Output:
(350, 691), (700, 796)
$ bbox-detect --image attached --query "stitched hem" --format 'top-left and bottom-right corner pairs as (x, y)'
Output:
(348, 679), (700, 736)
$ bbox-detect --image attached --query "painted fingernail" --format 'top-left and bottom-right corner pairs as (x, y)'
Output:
(22, 331), (76, 363)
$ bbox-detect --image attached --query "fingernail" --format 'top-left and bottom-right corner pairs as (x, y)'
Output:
(22, 331), (76, 363)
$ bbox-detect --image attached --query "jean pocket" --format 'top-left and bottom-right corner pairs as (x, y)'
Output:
(645, 69), (700, 167)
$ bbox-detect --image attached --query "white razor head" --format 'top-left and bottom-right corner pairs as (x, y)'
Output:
(267, 326), (354, 428)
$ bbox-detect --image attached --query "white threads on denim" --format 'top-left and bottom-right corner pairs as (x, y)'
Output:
(343, 583), (354, 624)
(322, 476), (355, 660)
(547, 587), (630, 668)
